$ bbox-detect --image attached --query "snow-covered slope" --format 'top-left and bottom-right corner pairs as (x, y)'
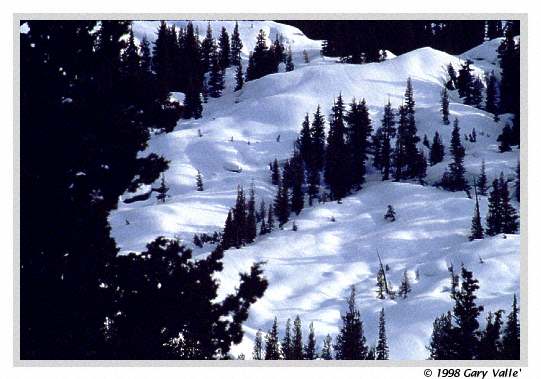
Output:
(109, 22), (520, 360)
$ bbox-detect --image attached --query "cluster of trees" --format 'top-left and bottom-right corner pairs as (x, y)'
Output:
(21, 20), (267, 359)
(373, 79), (427, 183)
(428, 266), (519, 360)
(246, 30), (292, 81)
(253, 286), (390, 360)
(222, 185), (258, 249)
(307, 20), (517, 63)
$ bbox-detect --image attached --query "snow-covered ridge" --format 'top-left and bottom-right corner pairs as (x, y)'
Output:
(109, 24), (519, 360)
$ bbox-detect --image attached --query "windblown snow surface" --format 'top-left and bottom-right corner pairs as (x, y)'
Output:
(110, 21), (520, 360)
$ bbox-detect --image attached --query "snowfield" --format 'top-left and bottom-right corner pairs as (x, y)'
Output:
(110, 21), (520, 360)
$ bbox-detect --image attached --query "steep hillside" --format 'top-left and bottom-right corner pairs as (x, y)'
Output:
(109, 22), (520, 360)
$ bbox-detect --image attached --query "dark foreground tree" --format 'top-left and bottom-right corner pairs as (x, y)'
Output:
(334, 286), (368, 359)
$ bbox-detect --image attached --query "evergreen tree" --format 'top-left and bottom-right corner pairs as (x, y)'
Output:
(376, 308), (389, 360)
(320, 335), (333, 360)
(374, 100), (396, 180)
(233, 186), (247, 248)
(265, 317), (281, 360)
(140, 35), (152, 75)
(304, 322), (317, 359)
(152, 21), (173, 93)
(292, 315), (304, 359)
(253, 329), (264, 360)
(271, 158), (281, 185)
(499, 173), (519, 234)
(469, 181), (484, 240)
(274, 180), (290, 227)
(230, 21), (243, 66)
(281, 318), (293, 360)
(201, 22), (215, 73)
(222, 210), (235, 249)
(427, 311), (457, 359)
(501, 294), (520, 359)
(478, 160), (488, 196)
(156, 174), (169, 203)
(451, 266), (484, 359)
(384, 205), (396, 222)
(485, 71), (500, 118)
(486, 178), (503, 236)
(471, 76), (484, 108)
(196, 170), (204, 191)
(266, 203), (275, 232)
(234, 61), (244, 91)
(285, 46), (294, 71)
(478, 310), (504, 359)
(497, 124), (513, 152)
(218, 26), (231, 70)
(334, 286), (368, 359)
(398, 270), (411, 298)
(324, 94), (351, 199)
(441, 87), (450, 125)
(290, 152), (305, 215)
(423, 134), (430, 148)
(429, 131), (445, 166)
(272, 34), (286, 67)
(297, 114), (312, 167)
(457, 60), (475, 104)
(246, 52), (255, 81)
(446, 63), (458, 90)
(376, 267), (386, 299)
(345, 98), (372, 190)
(246, 184), (258, 243)
(441, 119), (469, 191)
(310, 105), (326, 172)
(182, 22), (204, 119)
(208, 51), (225, 98)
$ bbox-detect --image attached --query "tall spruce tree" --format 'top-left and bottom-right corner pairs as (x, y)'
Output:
(429, 131), (445, 166)
(398, 270), (411, 298)
(324, 94), (350, 200)
(274, 179), (290, 227)
(253, 329), (264, 360)
(427, 311), (457, 359)
(285, 46), (294, 71)
(290, 151), (305, 215)
(233, 186), (247, 248)
(230, 21), (243, 66)
(334, 286), (368, 359)
(486, 178), (503, 236)
(218, 26), (231, 70)
(478, 310), (504, 359)
(234, 61), (244, 91)
(321, 334), (333, 360)
(457, 60), (475, 104)
(345, 98), (372, 189)
(245, 184), (257, 243)
(281, 318), (293, 360)
(374, 100), (396, 180)
(376, 308), (389, 360)
(265, 317), (282, 360)
(292, 315), (304, 359)
(201, 22), (215, 73)
(441, 87), (450, 125)
(469, 181), (484, 241)
(441, 119), (469, 191)
(485, 71), (500, 118)
(304, 322), (317, 359)
(499, 173), (519, 234)
(501, 294), (520, 359)
(478, 160), (488, 195)
(208, 51), (225, 98)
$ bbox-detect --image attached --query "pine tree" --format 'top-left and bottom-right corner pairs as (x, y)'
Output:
(266, 203), (275, 232)
(446, 63), (458, 90)
(471, 76), (484, 108)
(497, 124), (513, 152)
(478, 160), (488, 196)
(485, 71), (499, 118)
(441, 119), (468, 192)
(486, 178), (502, 236)
(334, 286), (368, 359)
(499, 173), (519, 234)
(246, 52), (255, 81)
(469, 181), (484, 241)
(478, 310), (504, 359)
(233, 186), (247, 247)
(427, 311), (457, 359)
(398, 270), (411, 298)
(457, 60), (475, 104)
(451, 265), (484, 359)
(156, 174), (169, 203)
(501, 294), (520, 359)
(281, 318), (293, 360)
(376, 308), (389, 360)
(230, 21), (243, 66)
(222, 210), (235, 249)
(290, 153), (305, 216)
(274, 180), (290, 227)
(292, 315), (304, 359)
(441, 88), (450, 125)
(271, 158), (281, 185)
(208, 51), (225, 98)
(376, 267), (386, 299)
(304, 322), (317, 359)
(245, 184), (257, 243)
(320, 334), (333, 360)
(429, 131), (445, 166)
(265, 317), (281, 360)
(201, 22), (215, 73)
(218, 26), (231, 70)
(285, 46), (294, 71)
(196, 170), (204, 191)
(374, 100), (396, 180)
(310, 105), (326, 172)
(234, 61), (244, 91)
(181, 22), (204, 119)
(297, 114), (312, 166)
(253, 329), (264, 360)
(345, 98), (372, 190)
(324, 94), (350, 200)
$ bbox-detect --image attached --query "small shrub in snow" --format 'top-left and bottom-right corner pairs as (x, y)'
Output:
(384, 205), (396, 222)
